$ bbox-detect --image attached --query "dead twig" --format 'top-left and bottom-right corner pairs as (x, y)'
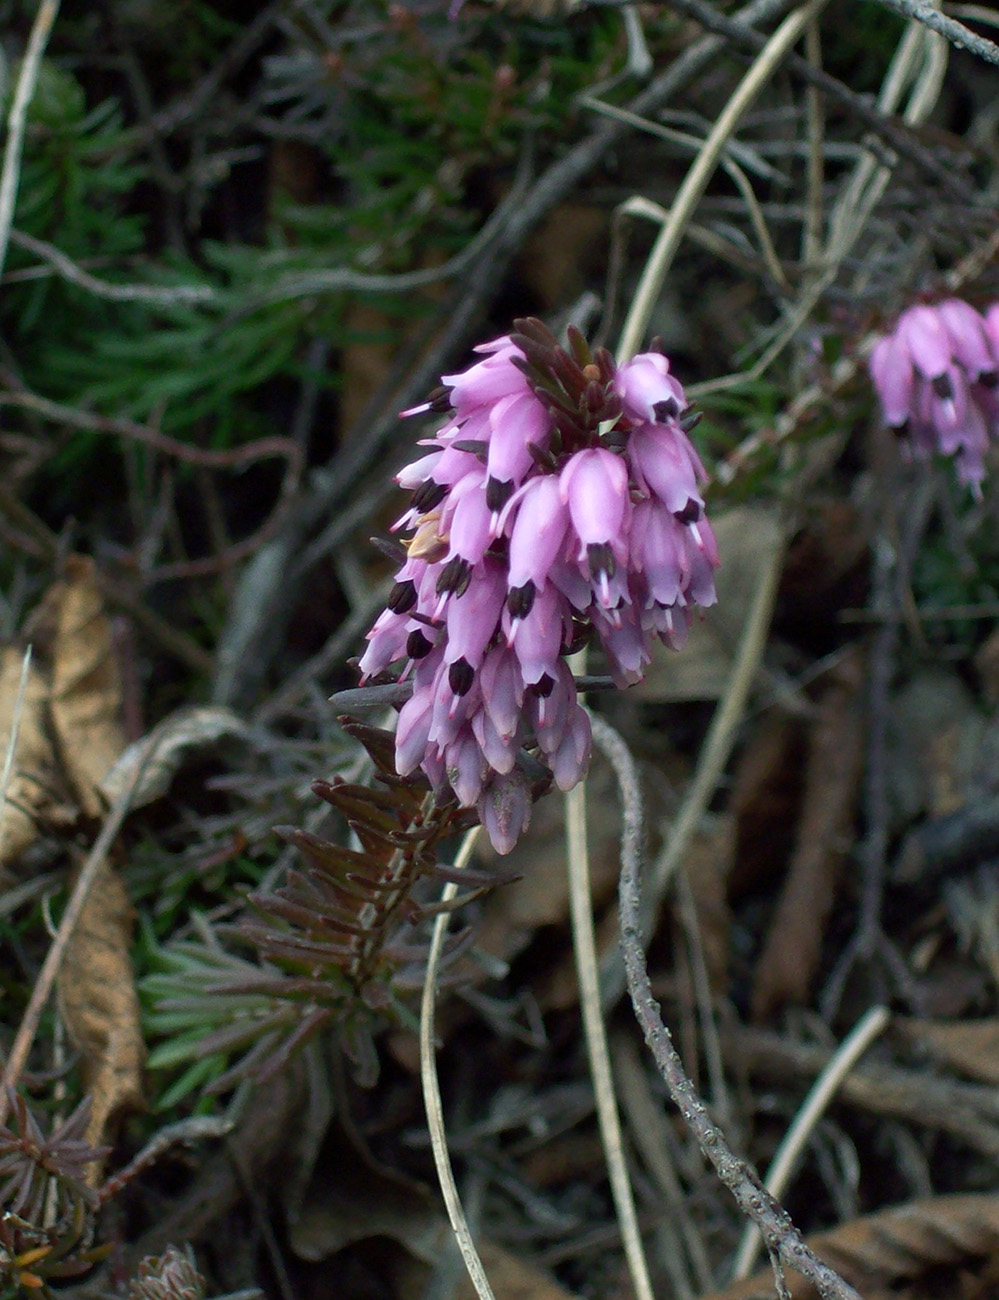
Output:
(592, 712), (861, 1300)
(865, 0), (999, 64)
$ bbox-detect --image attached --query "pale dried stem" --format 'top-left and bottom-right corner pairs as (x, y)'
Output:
(0, 0), (61, 281)
(732, 1004), (891, 1279)
(616, 0), (830, 363)
(566, 778), (656, 1300)
(419, 827), (495, 1300)
(591, 712), (862, 1300)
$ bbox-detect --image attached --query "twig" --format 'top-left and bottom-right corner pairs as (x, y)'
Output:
(865, 0), (999, 64)
(617, 0), (831, 361)
(0, 0), (61, 281)
(732, 1004), (890, 1279)
(656, 0), (978, 202)
(566, 776), (655, 1300)
(98, 1115), (233, 1205)
(5, 229), (216, 304)
(420, 827), (496, 1300)
(591, 712), (862, 1300)
(0, 385), (300, 474)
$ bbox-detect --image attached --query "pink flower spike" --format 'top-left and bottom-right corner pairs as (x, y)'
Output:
(506, 476), (570, 612)
(551, 705), (592, 792)
(485, 390), (550, 513)
(616, 352), (686, 424)
(869, 333), (914, 427)
(559, 448), (629, 550)
(897, 304), (951, 380)
(938, 299), (997, 380)
(478, 770), (532, 855)
(628, 424), (703, 515)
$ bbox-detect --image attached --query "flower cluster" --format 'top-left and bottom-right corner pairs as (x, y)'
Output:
(359, 319), (718, 853)
(869, 298), (999, 494)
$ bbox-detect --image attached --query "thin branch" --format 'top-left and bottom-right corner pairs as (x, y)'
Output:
(617, 0), (830, 361)
(6, 229), (217, 305)
(656, 0), (979, 202)
(565, 777), (656, 1300)
(731, 1004), (890, 1279)
(0, 0), (61, 281)
(865, 0), (999, 64)
(420, 828), (496, 1300)
(590, 712), (862, 1300)
(0, 385), (300, 474)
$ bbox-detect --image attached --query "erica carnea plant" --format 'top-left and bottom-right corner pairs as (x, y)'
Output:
(358, 317), (719, 852)
(869, 297), (999, 493)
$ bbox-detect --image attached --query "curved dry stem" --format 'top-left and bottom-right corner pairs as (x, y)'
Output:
(731, 1004), (891, 1279)
(616, 0), (830, 362)
(565, 778), (655, 1300)
(0, 0), (61, 281)
(590, 712), (862, 1300)
(419, 826), (496, 1300)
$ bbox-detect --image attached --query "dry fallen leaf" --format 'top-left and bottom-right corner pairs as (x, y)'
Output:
(751, 650), (865, 1021)
(697, 1193), (999, 1300)
(894, 1017), (999, 1087)
(0, 645), (65, 869)
(49, 554), (126, 815)
(0, 557), (144, 1148)
(99, 705), (250, 809)
(57, 855), (145, 1149)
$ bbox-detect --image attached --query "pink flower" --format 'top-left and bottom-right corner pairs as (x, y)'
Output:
(359, 320), (719, 852)
(869, 298), (999, 494)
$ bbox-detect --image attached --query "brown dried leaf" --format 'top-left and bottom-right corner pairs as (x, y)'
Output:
(57, 857), (145, 1148)
(684, 812), (736, 996)
(697, 1193), (999, 1300)
(0, 646), (64, 867)
(894, 1017), (999, 1087)
(49, 555), (125, 815)
(751, 649), (865, 1021)
(729, 710), (806, 898)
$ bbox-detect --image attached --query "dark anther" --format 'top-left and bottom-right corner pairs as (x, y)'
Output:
(448, 658), (475, 696)
(370, 535), (408, 564)
(486, 476), (515, 514)
(587, 541), (615, 577)
(428, 386), (452, 413)
(652, 396), (681, 422)
(411, 479), (447, 513)
(533, 673), (555, 698)
(507, 581), (536, 620)
(452, 438), (488, 456)
(980, 370), (999, 389)
(436, 556), (471, 598)
(680, 408), (702, 433)
(388, 579), (418, 613)
(406, 629), (434, 659)
(674, 499), (702, 525)
(931, 372), (954, 401)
